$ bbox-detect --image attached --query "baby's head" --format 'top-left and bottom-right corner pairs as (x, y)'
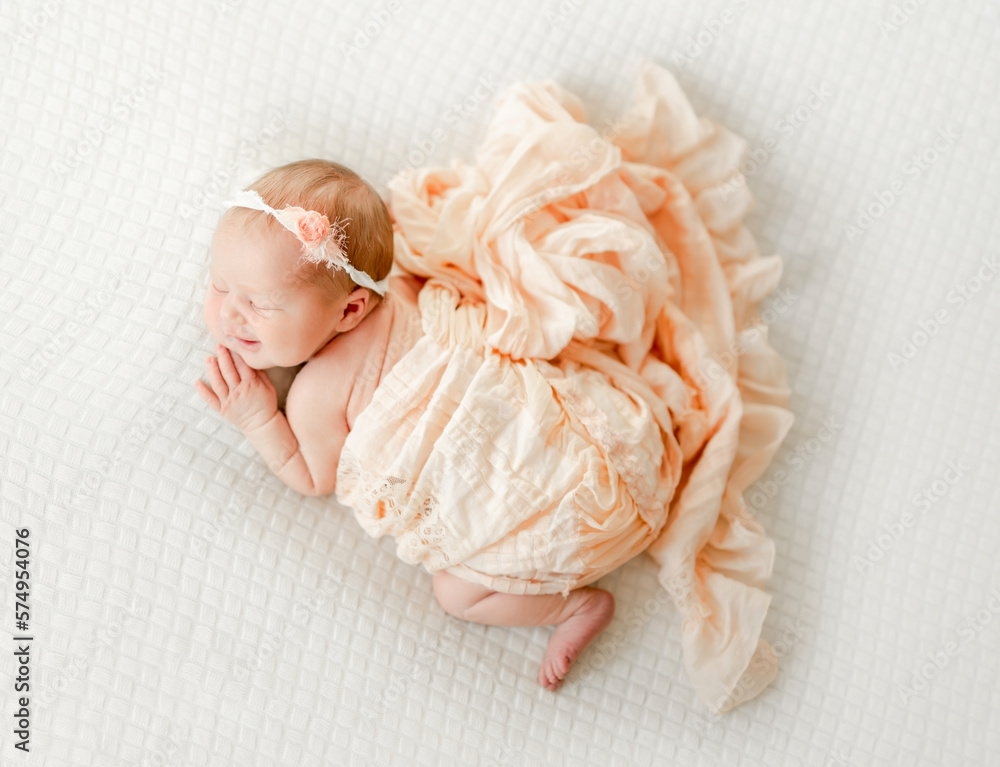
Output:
(204, 159), (394, 369)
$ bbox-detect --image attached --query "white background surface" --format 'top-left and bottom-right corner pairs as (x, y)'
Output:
(1, 0), (998, 765)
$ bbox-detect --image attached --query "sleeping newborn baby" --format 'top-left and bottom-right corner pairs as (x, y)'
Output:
(194, 158), (615, 691)
(192, 62), (795, 715)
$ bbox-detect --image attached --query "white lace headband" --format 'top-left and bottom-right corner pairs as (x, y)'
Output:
(222, 189), (390, 296)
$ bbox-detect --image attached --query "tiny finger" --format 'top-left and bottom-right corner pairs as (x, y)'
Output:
(206, 356), (229, 398)
(194, 379), (221, 411)
(215, 344), (240, 386)
(230, 349), (252, 378)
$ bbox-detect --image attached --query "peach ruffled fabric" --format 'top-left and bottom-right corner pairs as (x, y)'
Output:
(335, 60), (794, 713)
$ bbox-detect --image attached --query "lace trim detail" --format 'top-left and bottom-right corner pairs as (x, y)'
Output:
(337, 449), (453, 568)
(407, 483), (451, 565)
(337, 451), (410, 527)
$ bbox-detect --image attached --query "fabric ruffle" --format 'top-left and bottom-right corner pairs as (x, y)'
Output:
(336, 59), (794, 714)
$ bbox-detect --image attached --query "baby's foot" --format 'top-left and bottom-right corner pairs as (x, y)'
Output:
(538, 588), (615, 691)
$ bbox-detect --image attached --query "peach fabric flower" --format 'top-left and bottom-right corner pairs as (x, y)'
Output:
(298, 210), (331, 246)
(273, 207), (331, 249)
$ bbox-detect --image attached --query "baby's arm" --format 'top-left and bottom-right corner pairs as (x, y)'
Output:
(244, 356), (351, 497)
(197, 343), (351, 497)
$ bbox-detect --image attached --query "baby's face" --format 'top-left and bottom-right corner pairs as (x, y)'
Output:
(203, 216), (348, 369)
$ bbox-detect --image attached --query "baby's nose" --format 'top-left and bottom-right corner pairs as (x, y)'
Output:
(220, 298), (243, 323)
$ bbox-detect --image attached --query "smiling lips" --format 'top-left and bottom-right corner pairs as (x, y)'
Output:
(225, 330), (260, 349)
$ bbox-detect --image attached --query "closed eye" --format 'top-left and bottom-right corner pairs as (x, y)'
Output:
(250, 301), (272, 315)
(211, 280), (273, 314)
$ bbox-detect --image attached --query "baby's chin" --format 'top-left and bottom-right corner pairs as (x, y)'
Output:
(212, 330), (308, 369)
(229, 342), (307, 371)
(216, 335), (268, 368)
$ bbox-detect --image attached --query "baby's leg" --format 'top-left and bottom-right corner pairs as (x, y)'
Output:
(432, 570), (615, 691)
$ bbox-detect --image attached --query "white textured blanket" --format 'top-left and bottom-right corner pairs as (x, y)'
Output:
(1, 0), (998, 765)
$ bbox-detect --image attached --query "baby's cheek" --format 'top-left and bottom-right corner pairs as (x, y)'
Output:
(203, 295), (221, 337)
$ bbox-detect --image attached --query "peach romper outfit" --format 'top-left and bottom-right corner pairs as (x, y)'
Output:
(335, 60), (795, 714)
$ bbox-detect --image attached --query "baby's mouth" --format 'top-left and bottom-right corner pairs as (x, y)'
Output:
(228, 335), (261, 350)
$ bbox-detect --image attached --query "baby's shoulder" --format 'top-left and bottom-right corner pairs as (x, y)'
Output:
(285, 303), (390, 426)
(282, 350), (353, 438)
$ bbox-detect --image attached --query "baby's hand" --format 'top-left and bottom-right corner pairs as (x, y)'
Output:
(195, 344), (277, 433)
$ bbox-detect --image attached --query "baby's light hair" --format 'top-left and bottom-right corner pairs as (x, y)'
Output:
(228, 159), (394, 306)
